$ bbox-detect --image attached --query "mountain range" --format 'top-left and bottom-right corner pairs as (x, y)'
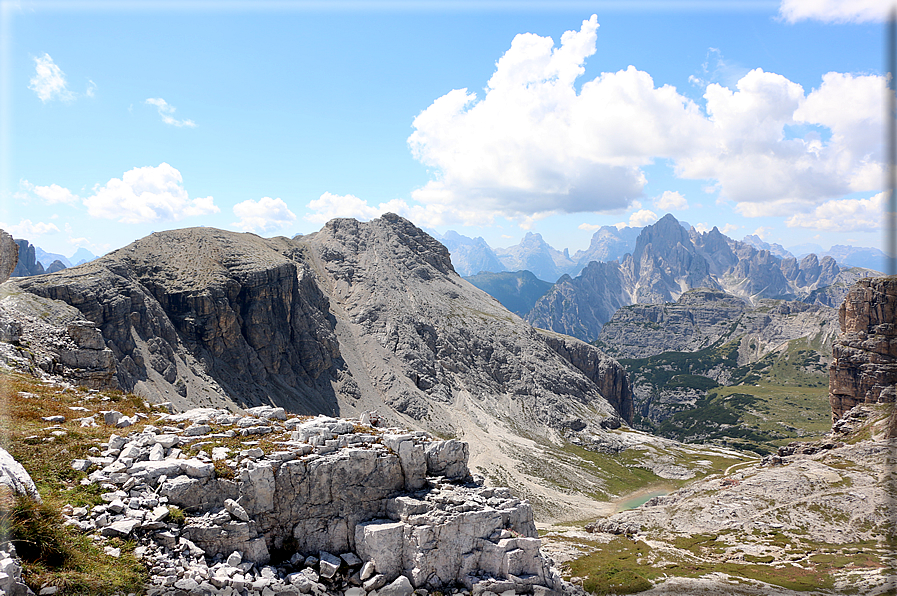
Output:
(438, 215), (879, 343)
(437, 217), (886, 282)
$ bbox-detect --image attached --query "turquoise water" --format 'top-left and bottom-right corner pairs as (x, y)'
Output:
(618, 489), (669, 511)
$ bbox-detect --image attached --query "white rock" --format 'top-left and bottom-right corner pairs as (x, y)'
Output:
(379, 575), (413, 596)
(225, 498), (250, 522)
(0, 447), (40, 502)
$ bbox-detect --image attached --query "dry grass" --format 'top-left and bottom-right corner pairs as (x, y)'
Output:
(0, 370), (149, 594)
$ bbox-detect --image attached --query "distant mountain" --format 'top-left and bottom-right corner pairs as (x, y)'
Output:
(35, 247), (72, 269)
(463, 270), (552, 316)
(494, 232), (576, 283)
(71, 247), (97, 265)
(11, 239), (45, 277)
(434, 231), (505, 277)
(525, 214), (879, 341)
(741, 234), (793, 259)
(570, 225), (641, 273)
(819, 245), (886, 272)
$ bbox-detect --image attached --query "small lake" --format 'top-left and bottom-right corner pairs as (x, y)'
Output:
(618, 489), (669, 511)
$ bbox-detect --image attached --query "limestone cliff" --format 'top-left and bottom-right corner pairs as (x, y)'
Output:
(829, 276), (897, 421)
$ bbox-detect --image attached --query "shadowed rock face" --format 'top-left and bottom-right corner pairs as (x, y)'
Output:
(829, 276), (897, 422)
(11, 239), (43, 277)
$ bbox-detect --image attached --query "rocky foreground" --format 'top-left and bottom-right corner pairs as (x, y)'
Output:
(53, 402), (570, 596)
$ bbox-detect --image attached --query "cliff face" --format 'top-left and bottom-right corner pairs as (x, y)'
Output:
(829, 276), (897, 421)
(15, 229), (347, 414)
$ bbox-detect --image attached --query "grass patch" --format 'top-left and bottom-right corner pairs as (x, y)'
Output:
(0, 370), (152, 593)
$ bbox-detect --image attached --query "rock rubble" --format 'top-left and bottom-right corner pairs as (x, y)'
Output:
(63, 407), (567, 596)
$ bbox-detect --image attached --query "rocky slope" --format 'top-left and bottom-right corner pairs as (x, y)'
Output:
(65, 406), (566, 595)
(5, 215), (635, 519)
(829, 276), (897, 421)
(526, 215), (877, 342)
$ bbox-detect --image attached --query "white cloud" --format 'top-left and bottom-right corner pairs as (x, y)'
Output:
(305, 192), (381, 224)
(305, 192), (452, 228)
(654, 190), (688, 211)
(720, 223), (739, 234)
(21, 180), (79, 204)
(677, 69), (885, 212)
(28, 54), (74, 103)
(145, 98), (196, 128)
(232, 197), (296, 234)
(786, 192), (886, 232)
(86, 80), (96, 98)
(753, 226), (773, 239)
(628, 209), (659, 227)
(578, 223), (602, 231)
(408, 15), (707, 224)
(83, 163), (218, 223)
(1, 219), (61, 238)
(779, 0), (892, 23)
(408, 16), (883, 225)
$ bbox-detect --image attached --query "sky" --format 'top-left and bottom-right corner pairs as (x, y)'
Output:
(0, 0), (891, 259)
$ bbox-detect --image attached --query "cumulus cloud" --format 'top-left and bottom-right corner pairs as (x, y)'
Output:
(578, 223), (603, 231)
(83, 163), (218, 223)
(618, 209), (659, 228)
(753, 226), (773, 239)
(720, 223), (739, 234)
(145, 98), (196, 128)
(1, 219), (61, 238)
(654, 190), (688, 210)
(678, 69), (885, 213)
(304, 192), (452, 228)
(408, 16), (884, 226)
(232, 197), (297, 234)
(29, 54), (74, 103)
(779, 0), (891, 23)
(408, 15), (708, 224)
(20, 180), (79, 204)
(786, 192), (886, 232)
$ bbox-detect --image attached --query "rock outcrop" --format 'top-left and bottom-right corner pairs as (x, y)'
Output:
(70, 408), (563, 594)
(0, 231), (17, 284)
(10, 239), (44, 278)
(829, 276), (897, 421)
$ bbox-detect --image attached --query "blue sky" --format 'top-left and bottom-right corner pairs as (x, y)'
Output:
(1, 0), (890, 259)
